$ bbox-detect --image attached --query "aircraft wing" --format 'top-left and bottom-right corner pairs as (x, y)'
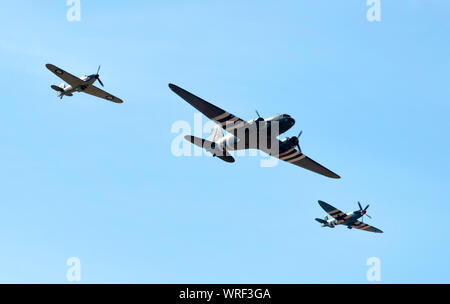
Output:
(46, 64), (84, 88)
(318, 200), (349, 223)
(169, 84), (248, 131)
(351, 220), (383, 233)
(272, 146), (340, 179)
(83, 85), (123, 103)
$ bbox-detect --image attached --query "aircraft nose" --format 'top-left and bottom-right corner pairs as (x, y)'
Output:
(289, 117), (295, 126)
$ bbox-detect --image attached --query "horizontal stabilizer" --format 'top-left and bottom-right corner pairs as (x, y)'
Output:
(51, 85), (64, 92)
(315, 218), (327, 224)
(185, 135), (208, 149)
(184, 135), (235, 163)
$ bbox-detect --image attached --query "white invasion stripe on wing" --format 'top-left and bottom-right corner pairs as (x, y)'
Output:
(287, 155), (306, 163)
(272, 148), (294, 158)
(220, 116), (239, 126)
(280, 151), (300, 160)
(213, 112), (231, 121)
(224, 121), (246, 132)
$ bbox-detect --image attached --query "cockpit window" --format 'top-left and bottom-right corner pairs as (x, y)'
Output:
(282, 114), (291, 118)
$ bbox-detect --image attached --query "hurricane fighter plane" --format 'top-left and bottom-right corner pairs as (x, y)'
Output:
(169, 83), (340, 179)
(315, 200), (383, 233)
(46, 64), (123, 103)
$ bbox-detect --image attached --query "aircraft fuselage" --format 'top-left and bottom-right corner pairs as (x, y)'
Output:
(215, 114), (296, 152)
(58, 75), (97, 96)
(326, 210), (364, 228)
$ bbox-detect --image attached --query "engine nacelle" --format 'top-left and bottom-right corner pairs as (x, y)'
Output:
(280, 136), (299, 150)
(59, 83), (66, 89)
(249, 117), (265, 129)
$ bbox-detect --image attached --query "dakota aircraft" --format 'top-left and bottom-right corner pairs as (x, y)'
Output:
(46, 64), (123, 103)
(169, 83), (340, 179)
(315, 200), (383, 233)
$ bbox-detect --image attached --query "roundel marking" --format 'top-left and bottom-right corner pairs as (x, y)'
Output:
(55, 69), (63, 75)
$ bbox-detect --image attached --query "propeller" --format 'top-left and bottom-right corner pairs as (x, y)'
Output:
(358, 201), (372, 222)
(94, 65), (104, 87)
(293, 130), (303, 152)
(255, 110), (264, 124)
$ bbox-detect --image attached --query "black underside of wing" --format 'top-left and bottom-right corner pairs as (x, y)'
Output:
(292, 155), (340, 179)
(169, 84), (226, 120)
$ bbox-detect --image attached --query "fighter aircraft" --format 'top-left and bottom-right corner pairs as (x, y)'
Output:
(169, 83), (340, 179)
(46, 64), (123, 103)
(315, 200), (383, 233)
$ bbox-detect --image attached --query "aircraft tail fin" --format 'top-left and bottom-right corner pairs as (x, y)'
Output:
(184, 135), (234, 163)
(208, 125), (224, 142)
(51, 85), (66, 99)
(315, 216), (331, 228)
(51, 85), (72, 98)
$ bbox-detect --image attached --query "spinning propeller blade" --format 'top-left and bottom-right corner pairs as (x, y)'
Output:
(94, 65), (104, 87)
(295, 130), (303, 153)
(358, 202), (372, 222)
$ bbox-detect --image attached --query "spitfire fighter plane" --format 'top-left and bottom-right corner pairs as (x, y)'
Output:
(169, 83), (340, 179)
(315, 200), (383, 233)
(46, 64), (123, 103)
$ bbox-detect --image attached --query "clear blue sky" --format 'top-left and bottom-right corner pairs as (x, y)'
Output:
(0, 0), (449, 283)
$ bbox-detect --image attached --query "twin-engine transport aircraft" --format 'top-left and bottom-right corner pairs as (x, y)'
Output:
(315, 200), (383, 233)
(169, 83), (340, 179)
(46, 64), (123, 103)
